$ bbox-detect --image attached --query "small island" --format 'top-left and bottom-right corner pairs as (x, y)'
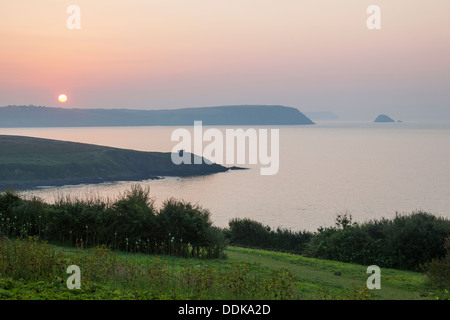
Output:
(374, 114), (395, 123)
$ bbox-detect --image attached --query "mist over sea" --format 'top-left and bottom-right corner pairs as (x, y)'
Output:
(4, 120), (450, 232)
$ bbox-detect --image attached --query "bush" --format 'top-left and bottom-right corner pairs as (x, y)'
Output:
(205, 226), (229, 259)
(228, 218), (271, 248)
(111, 184), (158, 252)
(306, 225), (383, 265)
(422, 236), (450, 289)
(2, 186), (449, 269)
(0, 189), (24, 237)
(306, 211), (450, 271)
(0, 185), (228, 259)
(381, 212), (450, 270)
(227, 218), (312, 254)
(157, 198), (222, 258)
(0, 189), (22, 217)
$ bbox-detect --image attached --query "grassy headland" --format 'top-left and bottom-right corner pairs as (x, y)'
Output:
(0, 135), (228, 190)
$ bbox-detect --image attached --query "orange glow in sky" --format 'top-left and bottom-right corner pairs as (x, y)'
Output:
(0, 0), (449, 120)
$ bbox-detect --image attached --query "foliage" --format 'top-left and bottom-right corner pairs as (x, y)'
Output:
(421, 236), (450, 289)
(226, 218), (313, 254)
(0, 185), (226, 259)
(2, 187), (450, 278)
(158, 198), (213, 257)
(305, 211), (450, 271)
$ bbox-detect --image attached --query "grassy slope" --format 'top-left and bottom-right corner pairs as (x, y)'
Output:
(113, 246), (435, 300)
(0, 135), (227, 188)
(225, 247), (429, 300)
(1, 243), (443, 300)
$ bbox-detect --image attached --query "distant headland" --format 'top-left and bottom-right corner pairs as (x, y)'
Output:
(0, 105), (314, 128)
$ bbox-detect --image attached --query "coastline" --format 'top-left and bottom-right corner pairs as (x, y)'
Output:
(0, 135), (234, 192)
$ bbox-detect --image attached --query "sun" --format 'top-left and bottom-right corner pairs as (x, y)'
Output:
(58, 94), (68, 103)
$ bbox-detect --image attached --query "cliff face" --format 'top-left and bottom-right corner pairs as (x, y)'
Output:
(0, 135), (228, 190)
(0, 105), (314, 127)
(374, 114), (395, 122)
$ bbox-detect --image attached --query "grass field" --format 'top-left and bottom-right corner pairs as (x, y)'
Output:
(224, 247), (433, 300)
(1, 238), (447, 300)
(114, 246), (442, 300)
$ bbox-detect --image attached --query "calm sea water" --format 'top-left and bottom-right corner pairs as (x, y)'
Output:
(2, 121), (450, 232)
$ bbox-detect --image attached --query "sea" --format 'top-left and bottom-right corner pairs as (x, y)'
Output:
(2, 120), (450, 232)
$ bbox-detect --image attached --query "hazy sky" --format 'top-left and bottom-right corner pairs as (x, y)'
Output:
(1, 0), (449, 120)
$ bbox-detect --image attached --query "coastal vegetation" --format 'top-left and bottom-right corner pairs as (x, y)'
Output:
(226, 212), (450, 273)
(0, 186), (449, 300)
(0, 186), (223, 259)
(0, 237), (447, 300)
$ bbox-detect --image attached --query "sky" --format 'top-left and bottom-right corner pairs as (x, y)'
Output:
(1, 0), (449, 121)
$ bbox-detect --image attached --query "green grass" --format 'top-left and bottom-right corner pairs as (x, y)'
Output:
(120, 246), (442, 300)
(225, 247), (436, 300)
(1, 238), (447, 300)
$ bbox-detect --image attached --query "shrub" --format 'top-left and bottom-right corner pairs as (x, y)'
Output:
(306, 225), (382, 265)
(205, 226), (228, 259)
(0, 189), (23, 238)
(422, 236), (450, 289)
(157, 198), (219, 258)
(0, 185), (228, 259)
(306, 211), (450, 271)
(228, 218), (271, 248)
(111, 184), (158, 252)
(227, 218), (312, 254)
(381, 211), (450, 270)
(0, 189), (22, 217)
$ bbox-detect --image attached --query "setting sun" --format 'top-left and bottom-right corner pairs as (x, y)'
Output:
(58, 94), (68, 103)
